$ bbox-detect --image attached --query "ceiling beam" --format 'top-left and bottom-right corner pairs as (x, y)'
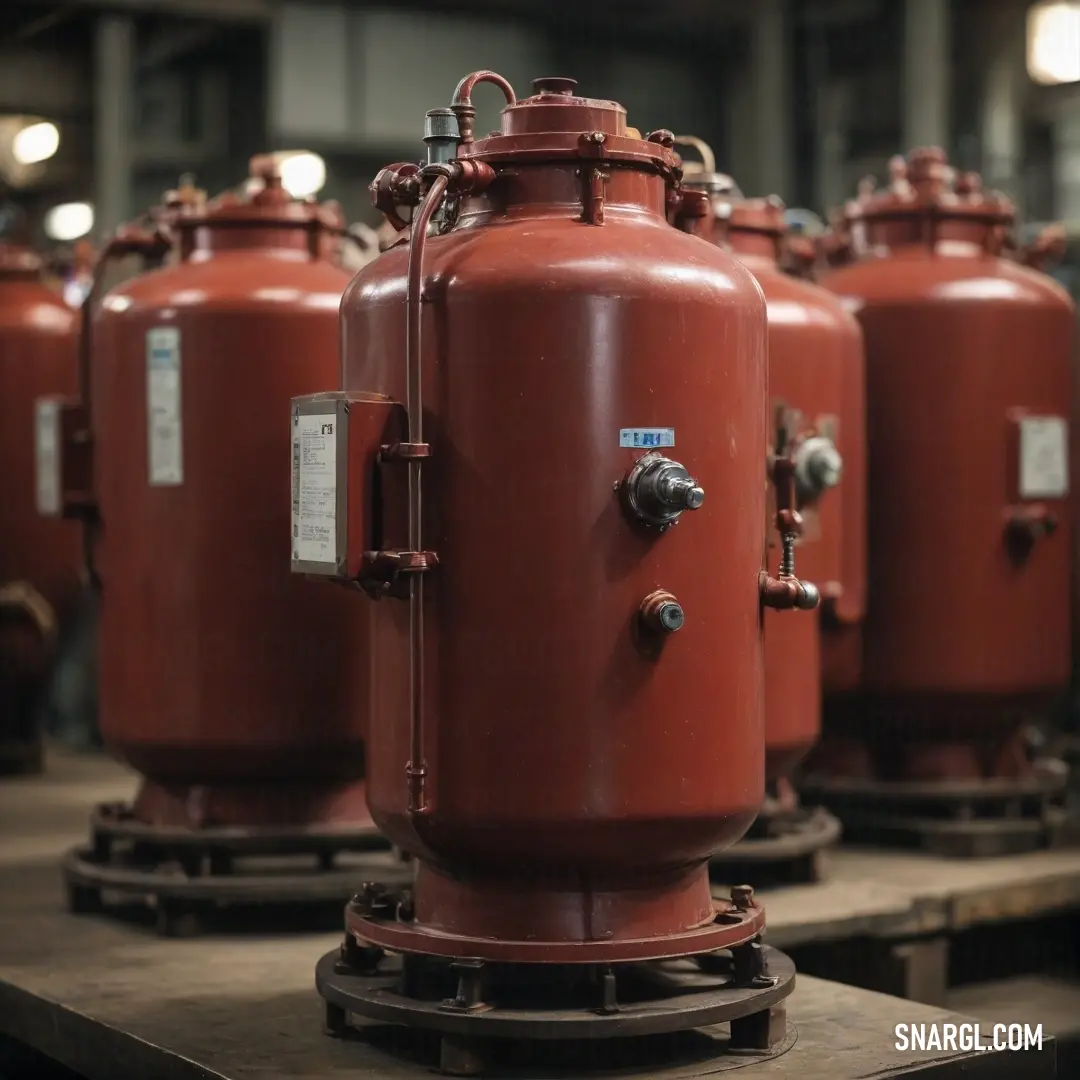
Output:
(15, 0), (271, 22)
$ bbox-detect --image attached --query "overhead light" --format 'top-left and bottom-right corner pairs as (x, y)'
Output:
(12, 121), (60, 165)
(45, 202), (94, 242)
(274, 151), (327, 199)
(1028, 1), (1080, 86)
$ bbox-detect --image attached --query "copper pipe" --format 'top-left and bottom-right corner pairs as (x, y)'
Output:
(404, 172), (449, 819)
(450, 70), (516, 145)
(672, 135), (716, 176)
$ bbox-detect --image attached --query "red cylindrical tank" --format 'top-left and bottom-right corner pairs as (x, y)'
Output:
(0, 242), (80, 770)
(90, 164), (372, 828)
(674, 140), (867, 784)
(326, 76), (771, 960)
(817, 148), (1075, 783)
(0, 243), (80, 614)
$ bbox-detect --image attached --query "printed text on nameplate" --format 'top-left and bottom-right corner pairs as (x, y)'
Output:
(619, 427), (675, 449)
(34, 399), (60, 515)
(146, 327), (184, 486)
(292, 411), (338, 565)
(1018, 415), (1069, 499)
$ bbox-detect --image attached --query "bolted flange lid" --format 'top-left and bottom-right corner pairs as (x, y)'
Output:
(453, 73), (681, 171)
(166, 155), (345, 232)
(844, 146), (1014, 227)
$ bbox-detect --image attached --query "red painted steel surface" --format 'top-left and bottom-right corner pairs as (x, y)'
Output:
(676, 169), (866, 783)
(817, 148), (1075, 781)
(91, 172), (371, 827)
(338, 78), (767, 959)
(0, 245), (80, 614)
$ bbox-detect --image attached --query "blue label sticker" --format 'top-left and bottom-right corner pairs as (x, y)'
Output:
(619, 427), (675, 449)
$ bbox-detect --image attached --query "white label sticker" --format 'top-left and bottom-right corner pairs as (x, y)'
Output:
(619, 427), (675, 449)
(292, 410), (338, 565)
(146, 327), (184, 486)
(35, 399), (60, 515)
(1019, 415), (1069, 499)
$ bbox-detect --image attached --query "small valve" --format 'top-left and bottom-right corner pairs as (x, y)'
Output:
(424, 109), (461, 166)
(640, 590), (685, 634)
(760, 425), (821, 613)
(622, 452), (705, 528)
(794, 436), (843, 501)
(1005, 504), (1058, 562)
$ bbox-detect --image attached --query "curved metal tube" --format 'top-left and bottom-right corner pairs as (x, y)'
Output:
(0, 580), (58, 650)
(450, 70), (517, 145)
(673, 135), (716, 176)
(404, 172), (450, 820)
(451, 70), (517, 108)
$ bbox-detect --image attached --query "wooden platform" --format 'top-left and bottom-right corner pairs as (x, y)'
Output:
(749, 842), (1080, 1006)
(0, 749), (1063, 1079)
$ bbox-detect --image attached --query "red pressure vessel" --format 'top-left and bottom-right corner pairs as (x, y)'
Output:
(674, 141), (866, 787)
(0, 243), (80, 611)
(298, 75), (788, 961)
(87, 165), (371, 828)
(817, 148), (1075, 784)
(0, 241), (79, 771)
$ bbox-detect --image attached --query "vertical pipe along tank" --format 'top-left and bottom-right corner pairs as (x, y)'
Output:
(813, 148), (1075, 793)
(0, 240), (79, 772)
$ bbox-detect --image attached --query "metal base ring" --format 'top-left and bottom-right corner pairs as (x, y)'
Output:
(316, 943), (796, 1076)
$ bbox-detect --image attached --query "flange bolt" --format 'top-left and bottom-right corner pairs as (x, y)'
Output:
(731, 884), (755, 911)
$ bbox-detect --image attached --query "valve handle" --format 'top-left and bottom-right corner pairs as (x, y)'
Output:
(761, 411), (821, 612)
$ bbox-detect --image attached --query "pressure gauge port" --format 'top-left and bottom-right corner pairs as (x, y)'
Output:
(424, 108), (461, 165)
(794, 436), (843, 501)
(640, 590), (685, 633)
(622, 452), (705, 527)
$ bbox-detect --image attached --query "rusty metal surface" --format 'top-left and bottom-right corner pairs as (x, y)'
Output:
(0, 749), (1061, 1079)
(89, 168), (371, 828)
(338, 76), (767, 962)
